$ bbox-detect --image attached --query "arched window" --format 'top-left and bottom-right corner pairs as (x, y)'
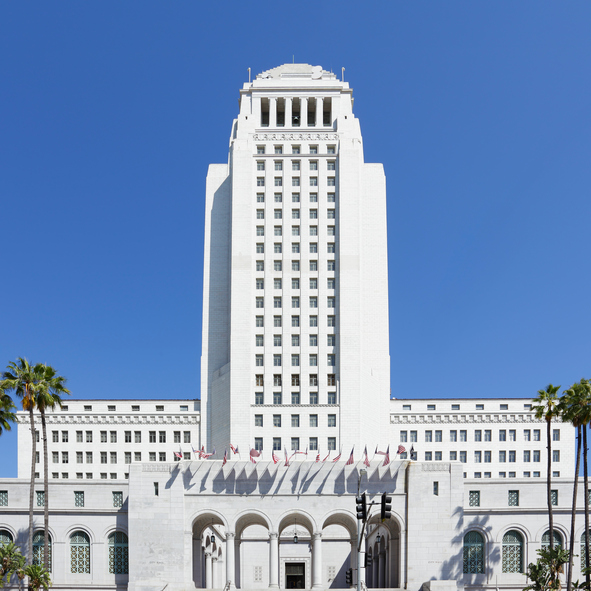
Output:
(70, 531), (90, 574)
(502, 530), (524, 573)
(0, 529), (13, 544)
(580, 531), (591, 571)
(108, 531), (128, 575)
(542, 530), (563, 549)
(32, 531), (52, 572)
(463, 531), (485, 573)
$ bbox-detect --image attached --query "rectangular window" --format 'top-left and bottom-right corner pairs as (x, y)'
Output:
(274, 161), (282, 171)
(328, 415), (336, 427)
(174, 431), (181, 444)
(551, 490), (558, 506)
(76, 430), (83, 443)
(292, 297), (300, 308)
(484, 430), (492, 442)
(484, 451), (491, 463)
(257, 161), (265, 170)
(110, 452), (117, 464)
(450, 451), (457, 461)
(459, 451), (467, 463)
(101, 452), (107, 464)
(52, 451), (59, 463)
(410, 431), (417, 442)
(292, 161), (300, 171)
(327, 278), (335, 289)
(474, 430), (482, 442)
(425, 431), (432, 443)
(159, 431), (166, 444)
(113, 491), (123, 508)
(125, 451), (131, 464)
(327, 260), (336, 271)
(36, 491), (45, 506)
(327, 177), (336, 186)
(272, 437), (281, 451)
(291, 415), (300, 428)
(309, 354), (317, 367)
(310, 177), (318, 187)
(327, 297), (335, 308)
(327, 209), (335, 219)
(524, 450), (530, 462)
(291, 354), (299, 367)
(309, 437), (318, 451)
(256, 193), (264, 203)
(328, 437), (336, 451)
(52, 431), (59, 443)
(328, 226), (335, 236)
(274, 178), (282, 187)
(291, 392), (300, 404)
(553, 450), (560, 462)
(310, 414), (318, 428)
(509, 450), (516, 463)
(327, 392), (336, 404)
(274, 297), (282, 308)
(425, 452), (432, 461)
(310, 315), (318, 327)
(534, 450), (540, 462)
(469, 491), (480, 507)
(62, 452), (69, 464)
(76, 452), (83, 464)
(86, 452), (93, 464)
(310, 209), (318, 219)
(255, 355), (264, 366)
(273, 316), (282, 328)
(254, 438), (263, 451)
(274, 193), (282, 203)
(257, 177), (265, 186)
(256, 244), (264, 254)
(256, 316), (264, 328)
(400, 431), (407, 442)
(460, 430), (467, 442)
(499, 451), (506, 463)
(553, 429), (560, 441)
(499, 430), (506, 441)
(309, 392), (318, 404)
(291, 438), (300, 451)
(273, 392), (282, 405)
(273, 354), (281, 367)
(327, 316), (336, 327)
(74, 491), (84, 507)
(508, 490), (519, 506)
(134, 452), (141, 462)
(534, 429), (541, 441)
(309, 296), (317, 308)
(292, 315), (300, 327)
(309, 374), (318, 386)
(292, 210), (300, 219)
(255, 392), (264, 405)
(159, 452), (166, 462)
(292, 243), (300, 254)
(450, 430), (457, 442)
(509, 429), (516, 441)
(62, 431), (69, 443)
(474, 451), (481, 463)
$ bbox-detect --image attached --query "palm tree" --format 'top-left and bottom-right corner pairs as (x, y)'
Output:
(0, 388), (17, 436)
(36, 364), (70, 569)
(0, 358), (44, 564)
(560, 382), (590, 591)
(532, 384), (562, 550)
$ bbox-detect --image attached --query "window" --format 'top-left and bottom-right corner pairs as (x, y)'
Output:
(257, 193), (264, 203)
(310, 209), (318, 219)
(474, 451), (481, 463)
(328, 415), (336, 427)
(310, 414), (318, 427)
(292, 146), (300, 154)
(499, 430), (506, 441)
(328, 392), (337, 404)
(328, 225), (335, 236)
(484, 430), (492, 442)
(327, 177), (335, 186)
(76, 430), (83, 443)
(257, 177), (265, 187)
(328, 437), (336, 451)
(309, 374), (318, 386)
(273, 392), (282, 404)
(425, 452), (432, 461)
(310, 315), (318, 327)
(327, 160), (336, 171)
(534, 429), (541, 441)
(274, 177), (282, 187)
(469, 491), (480, 507)
(523, 450), (530, 462)
(274, 334), (282, 347)
(400, 431), (407, 442)
(273, 354), (281, 367)
(410, 430), (417, 442)
(327, 297), (335, 308)
(273, 374), (282, 387)
(274, 193), (282, 203)
(256, 226), (264, 237)
(309, 354), (317, 366)
(290, 414), (300, 428)
(327, 260), (336, 271)
(292, 297), (300, 308)
(425, 431), (432, 443)
(500, 404), (508, 410)
(256, 316), (264, 328)
(0, 491), (8, 507)
(275, 146), (283, 154)
(255, 355), (263, 367)
(256, 243), (264, 254)
(257, 209), (264, 219)
(310, 177), (318, 187)
(108, 531), (129, 574)
(502, 531), (523, 573)
(62, 452), (69, 464)
(309, 437), (318, 451)
(274, 226), (283, 237)
(254, 438), (263, 451)
(70, 531), (90, 574)
(309, 296), (317, 308)
(36, 491), (45, 507)
(256, 279), (264, 291)
(309, 335), (318, 347)
(159, 452), (166, 462)
(292, 315), (300, 327)
(292, 209), (300, 219)
(291, 438), (300, 451)
(62, 431), (69, 443)
(508, 490), (519, 506)
(463, 531), (485, 574)
(158, 431), (166, 444)
(327, 146), (335, 154)
(327, 209), (335, 219)
(474, 430), (482, 442)
(255, 392), (264, 405)
(52, 431), (59, 443)
(274, 243), (282, 253)
(134, 452), (141, 462)
(33, 531), (52, 572)
(110, 452), (117, 464)
(272, 316), (281, 328)
(292, 243), (300, 254)
(76, 452), (83, 464)
(257, 146), (265, 154)
(274, 296), (282, 308)
(484, 451), (491, 463)
(499, 451), (506, 463)
(291, 354), (300, 367)
(292, 260), (300, 271)
(460, 430), (467, 442)
(310, 392), (318, 404)
(450, 451), (457, 461)
(460, 451), (467, 463)
(553, 450), (560, 463)
(450, 430), (457, 442)
(74, 490), (84, 507)
(327, 315), (336, 327)
(309, 260), (317, 271)
(309, 146), (318, 154)
(534, 450), (541, 462)
(509, 450), (516, 463)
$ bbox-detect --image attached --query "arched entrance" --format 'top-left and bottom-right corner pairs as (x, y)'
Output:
(366, 513), (402, 588)
(193, 512), (228, 589)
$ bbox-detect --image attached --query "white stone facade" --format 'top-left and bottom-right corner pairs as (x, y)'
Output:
(0, 64), (583, 591)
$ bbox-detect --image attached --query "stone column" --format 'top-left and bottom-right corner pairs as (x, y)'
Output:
(316, 97), (323, 127)
(205, 550), (212, 589)
(269, 532), (279, 588)
(226, 532), (235, 589)
(312, 532), (323, 589)
(372, 550), (378, 588)
(378, 549), (386, 588)
(349, 536), (358, 586)
(269, 97), (277, 128)
(285, 97), (292, 129)
(212, 555), (218, 589)
(300, 97), (308, 128)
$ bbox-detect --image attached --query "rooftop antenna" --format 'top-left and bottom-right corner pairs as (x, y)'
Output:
(293, 55), (295, 63)
(342, 67), (345, 81)
(248, 67), (251, 83)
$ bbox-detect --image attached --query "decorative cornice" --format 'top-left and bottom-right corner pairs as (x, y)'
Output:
(253, 132), (338, 142)
(390, 413), (553, 425)
(18, 415), (199, 426)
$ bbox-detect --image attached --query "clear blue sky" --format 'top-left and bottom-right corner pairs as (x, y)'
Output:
(1, 2), (590, 476)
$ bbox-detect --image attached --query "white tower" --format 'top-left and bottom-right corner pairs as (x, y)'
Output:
(201, 64), (390, 459)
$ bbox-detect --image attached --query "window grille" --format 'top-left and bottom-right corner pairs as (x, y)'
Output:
(0, 491), (7, 506)
(0, 529), (13, 544)
(463, 531), (485, 573)
(70, 531), (90, 573)
(469, 491), (480, 507)
(109, 531), (129, 574)
(113, 491), (123, 508)
(33, 531), (52, 572)
(508, 490), (519, 506)
(581, 531), (591, 571)
(74, 491), (84, 507)
(542, 530), (562, 549)
(502, 530), (523, 573)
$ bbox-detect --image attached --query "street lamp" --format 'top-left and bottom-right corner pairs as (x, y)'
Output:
(293, 519), (298, 544)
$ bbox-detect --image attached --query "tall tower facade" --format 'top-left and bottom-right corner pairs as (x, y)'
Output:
(201, 64), (390, 457)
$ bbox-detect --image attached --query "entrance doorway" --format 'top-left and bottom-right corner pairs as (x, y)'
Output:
(285, 562), (305, 589)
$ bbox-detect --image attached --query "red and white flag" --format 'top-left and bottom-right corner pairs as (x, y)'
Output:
(222, 449), (228, 466)
(284, 447), (290, 467)
(382, 445), (391, 467)
(192, 446), (199, 458)
(230, 444), (239, 455)
(332, 448), (342, 462)
(272, 450), (280, 464)
(202, 447), (216, 459)
(249, 448), (260, 464)
(322, 451), (331, 462)
(174, 450), (183, 460)
(315, 450), (320, 462)
(397, 445), (406, 455)
(199, 446), (205, 459)
(345, 447), (355, 466)
(375, 446), (388, 456)
(363, 446), (371, 467)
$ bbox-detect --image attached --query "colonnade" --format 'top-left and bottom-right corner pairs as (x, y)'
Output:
(262, 96), (331, 129)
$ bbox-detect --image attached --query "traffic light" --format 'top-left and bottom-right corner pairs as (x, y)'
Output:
(356, 492), (367, 521)
(365, 553), (372, 567)
(380, 492), (392, 521)
(345, 568), (353, 586)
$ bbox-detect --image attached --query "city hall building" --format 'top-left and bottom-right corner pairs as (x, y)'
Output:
(0, 64), (584, 591)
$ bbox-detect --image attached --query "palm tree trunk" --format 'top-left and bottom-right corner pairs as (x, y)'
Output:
(27, 405), (35, 565)
(40, 410), (49, 570)
(548, 417), (554, 549)
(567, 425), (582, 591)
(584, 425), (590, 589)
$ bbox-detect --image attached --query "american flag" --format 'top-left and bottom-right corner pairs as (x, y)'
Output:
(345, 447), (355, 466)
(332, 448), (342, 462)
(249, 448), (260, 464)
(222, 449), (228, 466)
(295, 447), (308, 456)
(363, 446), (371, 467)
(322, 451), (331, 462)
(230, 444), (239, 455)
(272, 450), (279, 464)
(199, 446), (205, 459)
(284, 447), (290, 467)
(202, 447), (216, 459)
(174, 450), (183, 460)
(375, 446), (388, 456)
(382, 445), (390, 467)
(315, 451), (320, 462)
(397, 445), (406, 455)
(192, 446), (199, 458)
